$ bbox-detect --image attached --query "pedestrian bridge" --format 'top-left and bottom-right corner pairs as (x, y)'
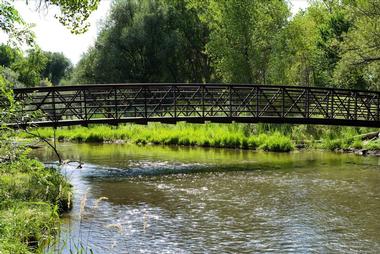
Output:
(11, 83), (380, 128)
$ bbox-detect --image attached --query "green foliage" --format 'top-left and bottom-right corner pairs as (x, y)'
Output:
(333, 0), (380, 90)
(258, 133), (294, 152)
(25, 123), (296, 152)
(71, 0), (212, 84)
(11, 48), (48, 87)
(0, 0), (35, 46)
(187, 0), (289, 83)
(0, 44), (72, 87)
(1, 0), (99, 47)
(41, 52), (72, 85)
(50, 0), (100, 34)
(0, 44), (22, 67)
(1, 69), (71, 251)
(321, 138), (343, 151)
(364, 140), (380, 150)
(317, 126), (380, 151)
(67, 0), (380, 89)
(0, 70), (16, 123)
(0, 153), (71, 252)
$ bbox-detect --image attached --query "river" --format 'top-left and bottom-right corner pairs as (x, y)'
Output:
(31, 143), (380, 253)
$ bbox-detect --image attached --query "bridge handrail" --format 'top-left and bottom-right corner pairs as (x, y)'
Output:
(9, 83), (380, 128)
(12, 83), (380, 95)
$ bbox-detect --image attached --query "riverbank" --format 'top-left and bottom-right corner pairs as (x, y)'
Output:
(0, 154), (71, 253)
(19, 123), (380, 154)
(21, 123), (295, 152)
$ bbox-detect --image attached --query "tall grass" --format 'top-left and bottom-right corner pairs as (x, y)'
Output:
(22, 123), (296, 152)
(0, 154), (72, 253)
(21, 123), (379, 152)
(318, 126), (380, 151)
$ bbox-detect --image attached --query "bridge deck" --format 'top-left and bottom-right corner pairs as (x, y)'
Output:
(9, 83), (380, 128)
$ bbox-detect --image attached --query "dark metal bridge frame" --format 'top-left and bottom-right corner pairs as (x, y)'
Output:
(11, 83), (380, 128)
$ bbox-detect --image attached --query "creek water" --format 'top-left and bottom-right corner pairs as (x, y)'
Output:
(32, 143), (380, 253)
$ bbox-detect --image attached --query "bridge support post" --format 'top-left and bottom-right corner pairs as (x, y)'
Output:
(144, 87), (148, 119)
(84, 89), (88, 123)
(281, 87), (285, 118)
(305, 88), (310, 119)
(354, 91), (358, 121)
(229, 86), (232, 118)
(173, 85), (177, 119)
(377, 92), (380, 121)
(114, 87), (118, 120)
(256, 86), (260, 118)
(202, 86), (205, 118)
(52, 90), (57, 125)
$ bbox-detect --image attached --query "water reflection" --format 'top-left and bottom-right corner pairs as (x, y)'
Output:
(32, 144), (380, 253)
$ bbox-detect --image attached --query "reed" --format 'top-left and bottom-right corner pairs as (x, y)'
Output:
(23, 123), (296, 152)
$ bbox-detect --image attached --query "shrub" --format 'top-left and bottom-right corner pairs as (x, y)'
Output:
(259, 133), (294, 152)
(86, 132), (104, 143)
(322, 139), (342, 151)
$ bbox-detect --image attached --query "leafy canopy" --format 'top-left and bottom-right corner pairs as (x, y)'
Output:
(72, 0), (212, 84)
(0, 0), (100, 46)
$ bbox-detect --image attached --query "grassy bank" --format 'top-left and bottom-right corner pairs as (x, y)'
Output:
(22, 123), (295, 152)
(0, 153), (71, 253)
(20, 123), (380, 153)
(321, 137), (380, 151)
(317, 127), (380, 151)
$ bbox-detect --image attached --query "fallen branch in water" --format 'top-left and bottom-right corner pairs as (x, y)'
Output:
(353, 132), (379, 141)
(22, 128), (63, 164)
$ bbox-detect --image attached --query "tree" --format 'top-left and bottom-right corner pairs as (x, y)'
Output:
(0, 44), (22, 67)
(187, 0), (289, 84)
(72, 0), (212, 84)
(11, 48), (48, 87)
(333, 0), (380, 90)
(269, 1), (352, 87)
(0, 0), (100, 47)
(41, 52), (72, 85)
(269, 9), (322, 86)
(75, 0), (213, 84)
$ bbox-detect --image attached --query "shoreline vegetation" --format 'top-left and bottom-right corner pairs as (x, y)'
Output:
(20, 123), (380, 155)
(0, 153), (71, 253)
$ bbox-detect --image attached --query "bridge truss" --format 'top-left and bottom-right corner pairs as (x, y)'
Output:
(10, 83), (380, 128)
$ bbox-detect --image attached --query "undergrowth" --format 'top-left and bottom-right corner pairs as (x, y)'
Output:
(0, 153), (71, 253)
(21, 123), (296, 152)
(19, 123), (380, 153)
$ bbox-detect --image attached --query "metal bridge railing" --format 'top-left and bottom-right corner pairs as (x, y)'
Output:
(10, 83), (380, 128)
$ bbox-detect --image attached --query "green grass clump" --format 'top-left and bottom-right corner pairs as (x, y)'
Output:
(0, 154), (71, 253)
(21, 123), (300, 152)
(321, 139), (343, 151)
(259, 133), (294, 152)
(364, 140), (380, 150)
(351, 139), (363, 149)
